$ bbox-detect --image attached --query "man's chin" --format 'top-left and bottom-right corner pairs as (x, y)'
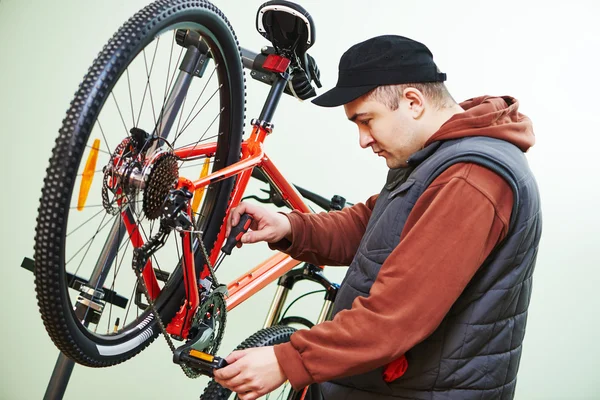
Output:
(386, 158), (409, 169)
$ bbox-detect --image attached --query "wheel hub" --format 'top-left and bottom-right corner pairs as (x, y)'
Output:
(102, 130), (179, 220)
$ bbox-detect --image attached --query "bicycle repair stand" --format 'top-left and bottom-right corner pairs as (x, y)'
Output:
(21, 257), (131, 400)
(22, 257), (73, 399)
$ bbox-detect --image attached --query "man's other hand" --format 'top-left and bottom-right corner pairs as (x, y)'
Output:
(226, 202), (292, 246)
(213, 346), (288, 400)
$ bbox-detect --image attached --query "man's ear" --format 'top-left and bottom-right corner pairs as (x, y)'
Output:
(402, 87), (425, 119)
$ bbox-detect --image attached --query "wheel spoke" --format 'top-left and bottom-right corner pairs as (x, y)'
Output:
(174, 91), (189, 144)
(178, 83), (221, 137)
(70, 199), (143, 211)
(86, 144), (112, 156)
(135, 38), (161, 128)
(70, 212), (115, 324)
(164, 31), (177, 102)
(106, 235), (132, 295)
(174, 234), (182, 275)
(149, 218), (155, 237)
(178, 110), (223, 170)
(144, 41), (161, 126)
(96, 119), (112, 155)
(175, 135), (220, 152)
(67, 208), (106, 236)
(106, 302), (113, 334)
(164, 33), (183, 109)
(178, 159), (215, 170)
(121, 191), (144, 226)
(126, 68), (136, 128)
(154, 44), (185, 140)
(76, 169), (104, 177)
(105, 220), (124, 334)
(66, 212), (115, 267)
(105, 235), (132, 333)
(122, 282), (138, 328)
(174, 66), (218, 144)
(111, 91), (130, 137)
(110, 231), (132, 282)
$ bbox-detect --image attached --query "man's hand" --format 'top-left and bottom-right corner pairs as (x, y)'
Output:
(226, 202), (292, 246)
(213, 346), (287, 400)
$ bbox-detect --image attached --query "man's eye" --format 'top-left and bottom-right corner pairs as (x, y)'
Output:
(360, 120), (370, 126)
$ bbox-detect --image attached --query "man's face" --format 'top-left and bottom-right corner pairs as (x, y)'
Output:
(344, 95), (424, 169)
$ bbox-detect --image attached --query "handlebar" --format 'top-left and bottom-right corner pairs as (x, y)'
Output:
(249, 169), (351, 212)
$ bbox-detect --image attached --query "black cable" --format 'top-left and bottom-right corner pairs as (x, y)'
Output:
(213, 253), (226, 274)
(280, 289), (326, 321)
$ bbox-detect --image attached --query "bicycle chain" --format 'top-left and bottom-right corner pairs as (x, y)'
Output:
(132, 217), (224, 379)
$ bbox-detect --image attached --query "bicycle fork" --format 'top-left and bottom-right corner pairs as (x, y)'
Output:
(263, 263), (339, 328)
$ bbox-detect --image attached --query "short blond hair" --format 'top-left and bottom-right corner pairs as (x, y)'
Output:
(366, 82), (455, 110)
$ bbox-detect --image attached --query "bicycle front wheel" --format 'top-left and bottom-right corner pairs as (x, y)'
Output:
(34, 0), (244, 367)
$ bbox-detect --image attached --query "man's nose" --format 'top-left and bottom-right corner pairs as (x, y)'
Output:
(359, 130), (374, 149)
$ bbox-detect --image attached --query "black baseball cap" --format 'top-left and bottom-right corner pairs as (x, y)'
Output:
(312, 35), (447, 107)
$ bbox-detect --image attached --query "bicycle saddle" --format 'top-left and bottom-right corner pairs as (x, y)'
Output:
(255, 1), (321, 100)
(256, 0), (315, 55)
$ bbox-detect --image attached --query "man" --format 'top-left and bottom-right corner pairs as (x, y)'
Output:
(214, 35), (542, 400)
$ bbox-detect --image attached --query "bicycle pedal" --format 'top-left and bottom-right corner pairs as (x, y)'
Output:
(173, 347), (228, 377)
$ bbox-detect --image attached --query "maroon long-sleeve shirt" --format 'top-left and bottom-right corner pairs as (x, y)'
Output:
(270, 96), (534, 389)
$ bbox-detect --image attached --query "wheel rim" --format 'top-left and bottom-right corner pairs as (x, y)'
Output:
(59, 19), (237, 346)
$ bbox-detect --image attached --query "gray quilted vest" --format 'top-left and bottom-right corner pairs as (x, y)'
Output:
(319, 136), (542, 400)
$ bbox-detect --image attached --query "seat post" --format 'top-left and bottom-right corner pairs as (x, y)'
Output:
(258, 72), (289, 123)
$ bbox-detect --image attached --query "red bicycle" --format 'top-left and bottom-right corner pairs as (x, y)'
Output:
(34, 1), (340, 398)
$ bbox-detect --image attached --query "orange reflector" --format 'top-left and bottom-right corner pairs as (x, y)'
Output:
(77, 138), (101, 211)
(191, 158), (211, 213)
(189, 349), (214, 362)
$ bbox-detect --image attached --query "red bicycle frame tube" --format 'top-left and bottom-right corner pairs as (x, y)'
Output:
(226, 251), (302, 310)
(223, 156), (316, 311)
(172, 125), (311, 213)
(160, 124), (322, 336)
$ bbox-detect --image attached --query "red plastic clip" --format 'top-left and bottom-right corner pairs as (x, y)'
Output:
(262, 54), (290, 73)
(383, 354), (408, 382)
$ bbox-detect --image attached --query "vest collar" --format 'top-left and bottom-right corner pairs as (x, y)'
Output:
(385, 141), (444, 191)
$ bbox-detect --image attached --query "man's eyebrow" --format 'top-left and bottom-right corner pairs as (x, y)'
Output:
(348, 112), (370, 122)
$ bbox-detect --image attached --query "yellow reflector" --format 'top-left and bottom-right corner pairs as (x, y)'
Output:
(77, 138), (101, 211)
(189, 349), (214, 362)
(191, 158), (211, 213)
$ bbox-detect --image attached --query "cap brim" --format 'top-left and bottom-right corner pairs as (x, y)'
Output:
(311, 85), (377, 107)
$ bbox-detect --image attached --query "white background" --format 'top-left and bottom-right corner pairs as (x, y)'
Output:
(0, 0), (599, 399)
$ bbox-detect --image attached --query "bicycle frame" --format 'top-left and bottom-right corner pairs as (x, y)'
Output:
(123, 56), (326, 339)
(175, 125), (314, 311)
